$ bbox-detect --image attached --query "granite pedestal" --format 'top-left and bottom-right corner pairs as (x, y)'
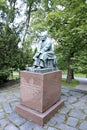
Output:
(16, 70), (64, 125)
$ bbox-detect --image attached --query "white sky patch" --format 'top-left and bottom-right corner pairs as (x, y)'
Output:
(56, 5), (65, 11)
(15, 0), (27, 48)
(15, 0), (26, 25)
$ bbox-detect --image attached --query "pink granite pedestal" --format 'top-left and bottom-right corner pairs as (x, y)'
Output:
(16, 70), (64, 125)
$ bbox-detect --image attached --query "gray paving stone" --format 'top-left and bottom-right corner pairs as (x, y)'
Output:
(43, 125), (48, 129)
(61, 95), (68, 101)
(47, 127), (58, 130)
(84, 109), (87, 114)
(0, 126), (3, 130)
(81, 95), (87, 100)
(10, 101), (19, 111)
(6, 95), (17, 101)
(14, 91), (20, 97)
(0, 119), (9, 128)
(79, 121), (87, 130)
(72, 101), (86, 109)
(0, 97), (5, 102)
(59, 107), (69, 114)
(8, 112), (26, 126)
(68, 96), (77, 103)
(54, 113), (66, 124)
(4, 124), (19, 130)
(0, 109), (3, 113)
(47, 118), (57, 126)
(20, 121), (36, 130)
(55, 124), (78, 130)
(64, 102), (74, 109)
(62, 87), (70, 93)
(69, 109), (86, 119)
(3, 103), (12, 114)
(33, 125), (45, 130)
(66, 117), (78, 127)
(69, 91), (84, 98)
(0, 112), (5, 119)
(62, 89), (69, 96)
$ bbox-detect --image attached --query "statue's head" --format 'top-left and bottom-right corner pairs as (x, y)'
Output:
(40, 31), (47, 41)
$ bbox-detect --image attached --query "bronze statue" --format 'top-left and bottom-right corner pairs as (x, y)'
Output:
(33, 33), (57, 69)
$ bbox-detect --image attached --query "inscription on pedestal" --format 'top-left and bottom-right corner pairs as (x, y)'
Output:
(21, 77), (40, 95)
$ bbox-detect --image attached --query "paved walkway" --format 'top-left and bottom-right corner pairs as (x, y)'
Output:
(0, 82), (87, 130)
(75, 77), (87, 91)
(62, 75), (87, 91)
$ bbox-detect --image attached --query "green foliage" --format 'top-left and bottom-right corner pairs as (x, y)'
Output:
(0, 0), (87, 83)
(72, 48), (87, 74)
(17, 38), (34, 70)
(0, 24), (19, 67)
(0, 0), (6, 10)
(0, 68), (12, 84)
(18, 48), (33, 70)
(0, 0), (34, 83)
(0, 24), (20, 82)
(54, 44), (68, 70)
(46, 0), (87, 78)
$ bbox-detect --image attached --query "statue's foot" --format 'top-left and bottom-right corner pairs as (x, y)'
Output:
(40, 66), (44, 69)
(37, 67), (40, 69)
(37, 66), (44, 69)
(33, 65), (38, 68)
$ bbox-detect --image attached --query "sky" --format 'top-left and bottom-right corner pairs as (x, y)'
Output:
(15, 0), (26, 47)
(15, 0), (26, 26)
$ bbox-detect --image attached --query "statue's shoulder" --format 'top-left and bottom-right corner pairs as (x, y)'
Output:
(46, 38), (52, 45)
(46, 37), (51, 42)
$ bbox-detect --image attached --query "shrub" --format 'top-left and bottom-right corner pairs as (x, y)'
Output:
(0, 69), (11, 84)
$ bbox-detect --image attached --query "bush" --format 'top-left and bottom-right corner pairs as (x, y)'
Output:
(0, 69), (11, 84)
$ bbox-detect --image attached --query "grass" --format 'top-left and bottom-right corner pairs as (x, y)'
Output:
(75, 73), (86, 78)
(62, 71), (86, 78)
(62, 78), (79, 88)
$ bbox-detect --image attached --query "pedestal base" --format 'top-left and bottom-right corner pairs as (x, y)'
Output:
(16, 99), (64, 126)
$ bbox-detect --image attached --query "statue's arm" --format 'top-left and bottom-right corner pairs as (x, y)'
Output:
(40, 42), (51, 53)
(38, 41), (42, 52)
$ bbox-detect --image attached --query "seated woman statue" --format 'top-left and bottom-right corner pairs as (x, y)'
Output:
(33, 33), (57, 69)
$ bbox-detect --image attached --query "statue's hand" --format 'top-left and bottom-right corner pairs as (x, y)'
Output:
(36, 52), (41, 58)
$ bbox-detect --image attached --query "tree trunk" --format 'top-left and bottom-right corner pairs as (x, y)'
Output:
(22, 2), (33, 44)
(66, 68), (74, 83)
(71, 69), (74, 79)
(66, 55), (74, 83)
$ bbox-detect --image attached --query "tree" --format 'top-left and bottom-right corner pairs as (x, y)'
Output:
(46, 0), (87, 83)
(0, 24), (20, 81)
(29, 0), (61, 34)
(72, 48), (87, 77)
(0, 0), (36, 83)
(0, 0), (20, 83)
(18, 40), (34, 70)
(21, 0), (41, 43)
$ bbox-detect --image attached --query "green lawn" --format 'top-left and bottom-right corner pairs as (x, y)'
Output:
(62, 78), (79, 88)
(62, 71), (86, 78)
